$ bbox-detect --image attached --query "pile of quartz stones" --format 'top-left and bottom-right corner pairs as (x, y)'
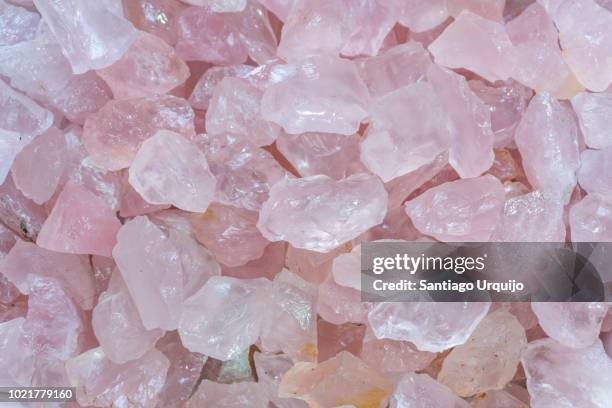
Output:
(2, 0), (612, 406)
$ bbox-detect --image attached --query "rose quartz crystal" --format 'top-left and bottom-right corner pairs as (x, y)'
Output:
(438, 309), (527, 397)
(124, 0), (185, 46)
(0, 0), (39, 46)
(279, 351), (393, 407)
(369, 302), (491, 353)
(186, 380), (269, 407)
(83, 95), (195, 171)
(179, 276), (268, 360)
(515, 92), (580, 201)
(405, 175), (505, 242)
(447, 0), (505, 21)
(578, 148), (612, 198)
(522, 338), (612, 407)
(261, 56), (370, 135)
(113, 216), (184, 330)
(427, 64), (494, 178)
(258, 173), (387, 252)
(189, 64), (253, 110)
(570, 195), (612, 242)
(0, 240), (95, 310)
(11, 127), (65, 204)
(390, 372), (470, 408)
(0, 130), (27, 186)
(360, 81), (450, 182)
(0, 317), (35, 386)
(36, 181), (121, 257)
(0, 78), (53, 136)
(128, 130), (215, 212)
(395, 0), (448, 33)
(428, 11), (515, 82)
(66, 347), (170, 408)
(92, 272), (164, 364)
(571, 91), (612, 149)
(255, 352), (308, 408)
(97, 32), (189, 99)
(191, 203), (269, 266)
(32, 0), (138, 74)
(205, 77), (280, 146)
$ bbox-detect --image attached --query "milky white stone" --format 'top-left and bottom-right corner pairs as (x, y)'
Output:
(571, 91), (612, 149)
(128, 130), (215, 213)
(258, 173), (388, 252)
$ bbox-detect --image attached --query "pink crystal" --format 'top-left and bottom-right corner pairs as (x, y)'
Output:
(0, 78), (53, 136)
(124, 0), (186, 46)
(36, 181), (121, 257)
(11, 127), (65, 204)
(179, 275), (268, 360)
(522, 338), (612, 407)
(396, 0), (448, 33)
(0, 240), (95, 310)
(180, 0), (246, 12)
(317, 320), (365, 362)
(428, 11), (515, 82)
(191, 203), (269, 266)
(261, 56), (370, 135)
(437, 309), (527, 397)
(390, 372), (470, 408)
(66, 347), (170, 408)
(0, 317), (35, 386)
(0, 0), (39, 46)
(175, 6), (248, 65)
(427, 64), (494, 178)
(0, 175), (47, 240)
(254, 352), (308, 408)
(318, 272), (372, 325)
(222, 241), (287, 280)
(360, 81), (450, 182)
(233, 1), (278, 65)
(112, 216), (184, 330)
(33, 0), (138, 74)
(571, 91), (612, 149)
(128, 130), (215, 212)
(404, 175), (505, 242)
(368, 301), (491, 352)
(578, 148), (612, 198)
(188, 64), (253, 110)
(97, 32), (189, 99)
(0, 129), (26, 185)
(92, 272), (164, 364)
(258, 173), (388, 252)
(83, 95), (195, 171)
(446, 0), (505, 21)
(205, 76), (280, 146)
(570, 194), (612, 242)
(515, 92), (580, 201)
(118, 170), (171, 217)
(286, 244), (348, 284)
(186, 380), (269, 407)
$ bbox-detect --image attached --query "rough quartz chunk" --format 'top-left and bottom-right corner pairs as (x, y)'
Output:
(178, 275), (268, 360)
(515, 92), (580, 201)
(83, 95), (195, 171)
(112, 216), (184, 331)
(360, 82), (450, 182)
(522, 338), (612, 407)
(428, 11), (515, 82)
(258, 173), (388, 252)
(261, 56), (370, 135)
(92, 272), (164, 364)
(37, 181), (121, 257)
(437, 309), (526, 397)
(97, 32), (189, 99)
(427, 64), (494, 178)
(186, 380), (269, 408)
(188, 64), (253, 110)
(0, 240), (95, 310)
(124, 0), (185, 46)
(446, 0), (505, 21)
(396, 0), (448, 33)
(571, 91), (612, 149)
(0, 78), (53, 136)
(0, 0), (39, 46)
(390, 372), (470, 408)
(279, 351), (393, 408)
(255, 352), (308, 408)
(532, 302), (609, 348)
(66, 347), (170, 408)
(0, 129), (26, 185)
(128, 130), (215, 213)
(570, 195), (612, 242)
(32, 0), (138, 74)
(0, 317), (35, 386)
(368, 302), (491, 352)
(404, 175), (505, 242)
(578, 148), (612, 198)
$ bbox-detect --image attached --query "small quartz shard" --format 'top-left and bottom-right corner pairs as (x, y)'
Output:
(522, 338), (612, 407)
(258, 173), (388, 252)
(515, 92), (580, 201)
(186, 380), (269, 408)
(113, 216), (184, 331)
(33, 0), (138, 74)
(368, 302), (491, 352)
(390, 372), (470, 408)
(97, 32), (189, 99)
(437, 309), (527, 397)
(66, 347), (170, 408)
(128, 130), (215, 212)
(124, 0), (185, 46)
(279, 351), (393, 408)
(428, 11), (515, 82)
(0, 78), (53, 136)
(578, 148), (612, 198)
(83, 95), (195, 171)
(189, 64), (253, 110)
(404, 175), (505, 242)
(0, 0), (39, 46)
(36, 181), (121, 257)
(261, 56), (370, 135)
(570, 195), (612, 242)
(178, 275), (268, 360)
(571, 91), (612, 149)
(360, 81), (450, 182)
